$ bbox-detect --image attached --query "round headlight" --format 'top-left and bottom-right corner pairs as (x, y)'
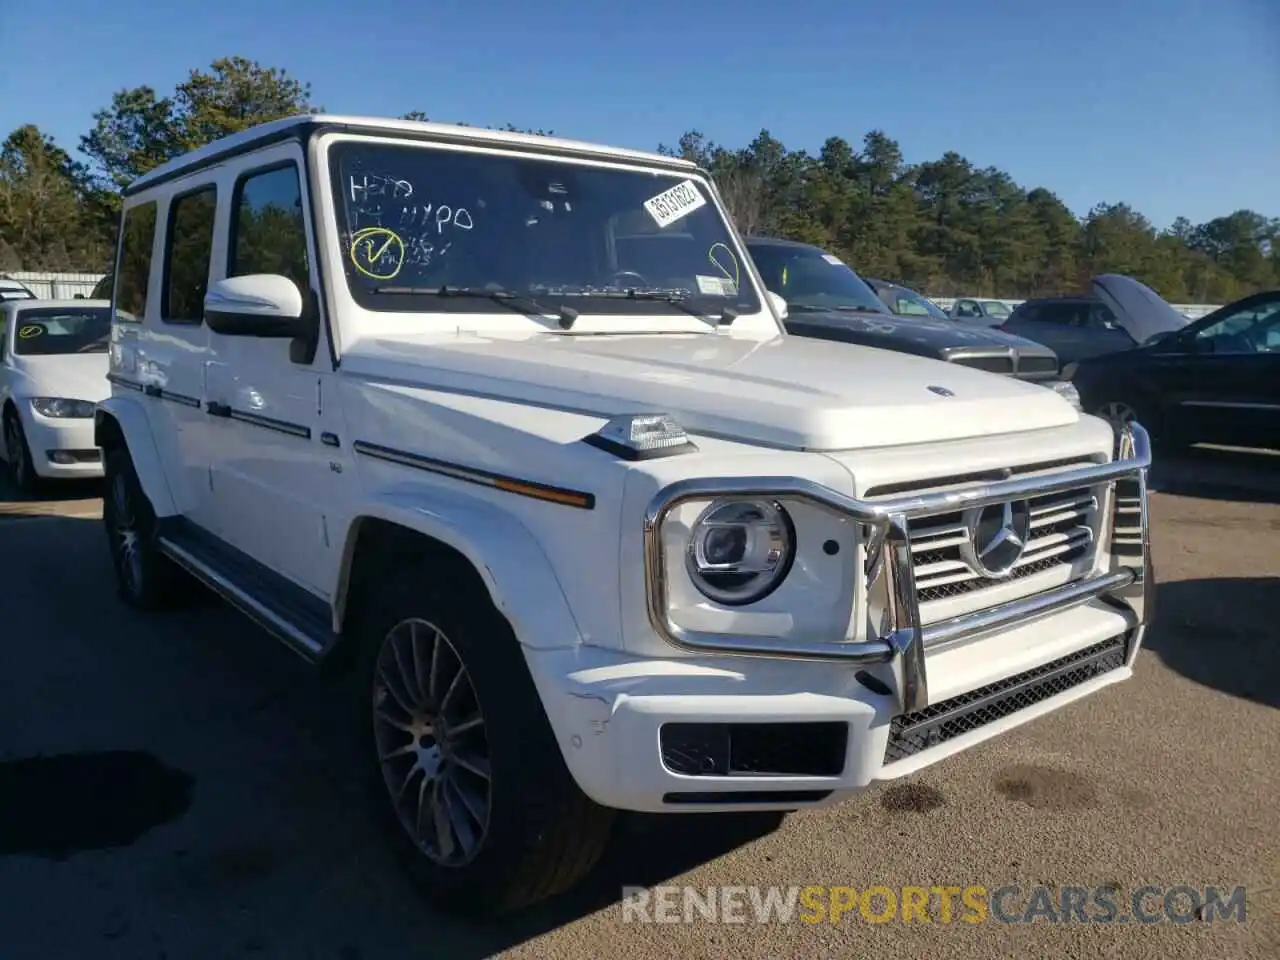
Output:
(685, 499), (795, 606)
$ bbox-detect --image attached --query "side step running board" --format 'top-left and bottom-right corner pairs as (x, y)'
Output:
(156, 518), (336, 664)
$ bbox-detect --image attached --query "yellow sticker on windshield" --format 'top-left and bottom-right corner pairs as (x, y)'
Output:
(349, 227), (405, 280)
(18, 324), (43, 339)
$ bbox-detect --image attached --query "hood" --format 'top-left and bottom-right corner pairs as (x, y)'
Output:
(343, 332), (1078, 451)
(788, 309), (1054, 356)
(1092, 274), (1190, 344)
(12, 353), (112, 402)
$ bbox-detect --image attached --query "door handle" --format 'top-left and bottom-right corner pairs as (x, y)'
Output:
(206, 401), (231, 418)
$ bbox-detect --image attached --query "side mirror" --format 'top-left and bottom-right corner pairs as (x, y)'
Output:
(767, 290), (789, 321)
(204, 275), (308, 339)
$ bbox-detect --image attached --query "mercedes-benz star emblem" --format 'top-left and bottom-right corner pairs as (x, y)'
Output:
(927, 385), (955, 397)
(960, 500), (1032, 578)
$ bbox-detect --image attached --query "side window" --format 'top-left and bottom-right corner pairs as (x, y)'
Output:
(1195, 299), (1280, 354)
(955, 300), (980, 317)
(1039, 304), (1080, 326)
(228, 164), (309, 296)
(896, 296), (930, 316)
(162, 186), (217, 324)
(115, 201), (158, 321)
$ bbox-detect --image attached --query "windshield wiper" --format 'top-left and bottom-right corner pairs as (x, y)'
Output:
(374, 284), (581, 329)
(561, 288), (739, 326)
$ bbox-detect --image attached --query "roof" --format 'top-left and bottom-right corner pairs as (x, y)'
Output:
(1018, 294), (1100, 305)
(127, 114), (698, 196)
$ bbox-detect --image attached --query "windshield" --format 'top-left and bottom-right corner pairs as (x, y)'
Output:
(11, 308), (111, 356)
(747, 243), (888, 314)
(327, 141), (761, 317)
(885, 285), (951, 321)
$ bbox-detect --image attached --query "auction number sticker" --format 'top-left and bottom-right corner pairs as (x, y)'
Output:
(643, 179), (708, 228)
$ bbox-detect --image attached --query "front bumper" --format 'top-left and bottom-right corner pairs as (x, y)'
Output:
(527, 423), (1152, 813)
(22, 413), (103, 478)
(526, 604), (1137, 813)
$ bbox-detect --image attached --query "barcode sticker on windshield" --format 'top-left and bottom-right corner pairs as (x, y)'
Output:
(643, 179), (708, 228)
(822, 253), (843, 265)
(696, 275), (730, 295)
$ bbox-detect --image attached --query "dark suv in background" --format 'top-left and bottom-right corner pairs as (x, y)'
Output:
(745, 236), (1077, 402)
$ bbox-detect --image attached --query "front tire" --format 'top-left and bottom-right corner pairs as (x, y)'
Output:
(350, 563), (615, 916)
(1092, 397), (1183, 450)
(3, 410), (41, 495)
(102, 446), (192, 608)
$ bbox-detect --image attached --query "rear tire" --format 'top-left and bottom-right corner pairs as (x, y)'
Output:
(102, 446), (194, 609)
(348, 562), (615, 916)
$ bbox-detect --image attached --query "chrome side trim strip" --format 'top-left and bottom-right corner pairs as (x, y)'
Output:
(158, 537), (326, 660)
(106, 373), (144, 392)
(228, 409), (312, 439)
(642, 422), (1152, 714)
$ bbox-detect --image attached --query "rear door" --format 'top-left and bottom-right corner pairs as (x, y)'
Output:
(108, 195), (218, 530)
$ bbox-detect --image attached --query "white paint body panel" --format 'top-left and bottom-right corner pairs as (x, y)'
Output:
(103, 116), (1139, 815)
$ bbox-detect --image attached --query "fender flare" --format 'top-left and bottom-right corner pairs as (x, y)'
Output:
(335, 487), (583, 651)
(94, 398), (178, 517)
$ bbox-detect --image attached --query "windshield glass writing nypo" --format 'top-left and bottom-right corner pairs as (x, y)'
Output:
(327, 141), (761, 316)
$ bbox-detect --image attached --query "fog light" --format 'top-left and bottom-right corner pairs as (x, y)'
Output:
(48, 451), (75, 464)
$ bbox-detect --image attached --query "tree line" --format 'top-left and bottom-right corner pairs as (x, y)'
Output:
(2, 55), (1275, 303)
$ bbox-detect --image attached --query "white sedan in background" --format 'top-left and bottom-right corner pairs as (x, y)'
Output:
(0, 299), (112, 492)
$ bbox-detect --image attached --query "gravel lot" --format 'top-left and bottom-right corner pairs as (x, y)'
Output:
(0, 446), (1276, 959)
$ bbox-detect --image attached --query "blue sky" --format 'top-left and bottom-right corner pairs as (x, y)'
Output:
(1, 0), (1276, 228)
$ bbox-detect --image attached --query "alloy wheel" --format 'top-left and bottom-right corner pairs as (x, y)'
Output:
(109, 470), (144, 595)
(1098, 401), (1137, 428)
(372, 618), (492, 867)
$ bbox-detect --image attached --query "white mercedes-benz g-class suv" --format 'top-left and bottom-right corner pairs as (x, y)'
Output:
(95, 114), (1152, 916)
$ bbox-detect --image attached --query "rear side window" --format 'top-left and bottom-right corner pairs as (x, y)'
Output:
(163, 186), (217, 323)
(1034, 303), (1080, 326)
(115, 201), (158, 321)
(229, 164), (309, 297)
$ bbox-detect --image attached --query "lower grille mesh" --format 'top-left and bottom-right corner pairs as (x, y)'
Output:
(884, 637), (1127, 764)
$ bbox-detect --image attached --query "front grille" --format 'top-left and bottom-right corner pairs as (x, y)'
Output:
(951, 354), (1013, 375)
(883, 637), (1127, 764)
(908, 486), (1099, 603)
(1017, 355), (1059, 375)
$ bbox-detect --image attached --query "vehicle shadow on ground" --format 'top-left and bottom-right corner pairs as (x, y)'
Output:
(1150, 445), (1280, 505)
(1, 512), (790, 958)
(1146, 577), (1280, 710)
(0, 473), (102, 511)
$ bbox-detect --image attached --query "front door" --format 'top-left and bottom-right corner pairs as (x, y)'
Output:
(1180, 294), (1280, 447)
(203, 146), (352, 598)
